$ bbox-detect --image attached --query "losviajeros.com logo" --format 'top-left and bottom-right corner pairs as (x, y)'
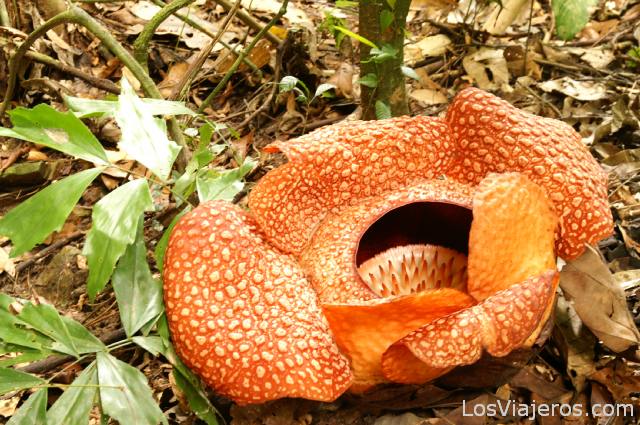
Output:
(462, 399), (635, 420)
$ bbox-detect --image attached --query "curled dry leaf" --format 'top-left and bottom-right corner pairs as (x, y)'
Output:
(559, 245), (640, 352)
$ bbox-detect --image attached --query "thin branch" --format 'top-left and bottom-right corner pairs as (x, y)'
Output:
(215, 0), (282, 46)
(0, 9), (75, 117)
(15, 231), (84, 274)
(25, 51), (120, 93)
(169, 0), (241, 100)
(150, 0), (261, 74)
(133, 0), (196, 71)
(0, 5), (190, 170)
(196, 0), (289, 115)
(234, 43), (282, 130)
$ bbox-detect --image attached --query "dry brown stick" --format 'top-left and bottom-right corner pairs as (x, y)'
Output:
(0, 145), (29, 172)
(169, 0), (242, 100)
(15, 231), (84, 274)
(24, 51), (120, 94)
(215, 0), (281, 46)
(233, 43), (283, 132)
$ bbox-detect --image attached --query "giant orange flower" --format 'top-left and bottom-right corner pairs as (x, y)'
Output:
(163, 88), (612, 405)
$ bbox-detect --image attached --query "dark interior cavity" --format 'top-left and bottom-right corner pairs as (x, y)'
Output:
(356, 202), (473, 266)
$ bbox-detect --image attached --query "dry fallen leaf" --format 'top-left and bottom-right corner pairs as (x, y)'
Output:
(405, 35), (452, 65)
(554, 294), (597, 392)
(374, 412), (428, 425)
(409, 88), (448, 105)
(589, 359), (640, 402)
(0, 245), (16, 277)
(327, 63), (354, 98)
(538, 77), (608, 101)
(559, 245), (640, 352)
(482, 0), (529, 34)
(462, 47), (510, 91)
(158, 61), (190, 98)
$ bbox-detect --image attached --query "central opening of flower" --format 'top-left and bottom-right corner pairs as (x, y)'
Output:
(356, 202), (473, 297)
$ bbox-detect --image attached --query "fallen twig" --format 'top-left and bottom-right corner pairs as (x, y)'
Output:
(25, 51), (120, 94)
(150, 0), (261, 79)
(196, 0), (289, 115)
(215, 0), (282, 46)
(169, 0), (242, 100)
(15, 231), (84, 274)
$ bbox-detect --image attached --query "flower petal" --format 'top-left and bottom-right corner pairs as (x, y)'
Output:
(299, 179), (474, 303)
(468, 173), (557, 301)
(323, 288), (475, 390)
(249, 117), (455, 255)
(446, 87), (612, 259)
(163, 201), (353, 404)
(381, 270), (556, 384)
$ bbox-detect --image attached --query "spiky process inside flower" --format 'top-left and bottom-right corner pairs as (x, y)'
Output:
(357, 244), (468, 297)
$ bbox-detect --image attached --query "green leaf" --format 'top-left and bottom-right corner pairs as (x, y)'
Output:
(401, 66), (420, 81)
(84, 179), (153, 299)
(18, 303), (104, 357)
(357, 73), (378, 88)
(375, 100), (392, 120)
(0, 297), (54, 353)
(552, 0), (597, 40)
(314, 83), (336, 99)
(0, 105), (109, 164)
(331, 25), (378, 49)
(7, 388), (47, 425)
(0, 310), (53, 353)
(335, 0), (357, 7)
(386, 0), (397, 9)
(0, 368), (44, 395)
(380, 9), (394, 31)
(173, 370), (220, 425)
(154, 209), (188, 274)
(196, 159), (256, 202)
(369, 44), (398, 63)
(112, 218), (163, 338)
(0, 168), (102, 257)
(47, 362), (98, 425)
(278, 75), (300, 93)
(65, 96), (196, 119)
(114, 79), (181, 180)
(132, 336), (165, 356)
(0, 345), (51, 367)
(96, 352), (166, 425)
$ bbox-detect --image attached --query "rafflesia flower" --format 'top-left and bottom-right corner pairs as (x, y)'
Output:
(163, 88), (612, 405)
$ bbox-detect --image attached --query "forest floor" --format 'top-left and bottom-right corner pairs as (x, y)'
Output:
(1, 0), (640, 424)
